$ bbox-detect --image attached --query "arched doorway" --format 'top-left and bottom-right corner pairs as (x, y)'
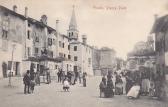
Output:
(2, 62), (7, 78)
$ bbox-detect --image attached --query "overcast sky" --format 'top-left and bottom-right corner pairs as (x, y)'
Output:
(1, 0), (168, 59)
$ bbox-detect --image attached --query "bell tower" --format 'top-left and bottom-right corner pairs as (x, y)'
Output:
(67, 5), (79, 41)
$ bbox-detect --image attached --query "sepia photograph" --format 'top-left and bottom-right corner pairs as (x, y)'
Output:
(0, 0), (168, 107)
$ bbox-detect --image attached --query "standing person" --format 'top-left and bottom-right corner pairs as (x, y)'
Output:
(74, 71), (79, 85)
(105, 78), (114, 98)
(46, 69), (51, 84)
(67, 71), (72, 85)
(35, 70), (40, 85)
(30, 64), (35, 80)
(79, 71), (83, 84)
(62, 71), (65, 84)
(99, 76), (107, 98)
(141, 68), (150, 95)
(59, 69), (63, 83)
(115, 75), (123, 95)
(83, 72), (87, 87)
(121, 73), (127, 94)
(125, 71), (134, 94)
(57, 70), (61, 83)
(23, 70), (31, 94)
(30, 78), (35, 93)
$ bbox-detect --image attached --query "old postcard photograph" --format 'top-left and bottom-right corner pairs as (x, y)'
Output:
(0, 0), (168, 107)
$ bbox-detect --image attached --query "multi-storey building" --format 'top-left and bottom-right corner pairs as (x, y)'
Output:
(0, 5), (26, 78)
(68, 7), (93, 75)
(126, 36), (155, 71)
(0, 5), (59, 78)
(92, 47), (117, 76)
(150, 14), (168, 80)
(0, 5), (94, 78)
(23, 15), (58, 76)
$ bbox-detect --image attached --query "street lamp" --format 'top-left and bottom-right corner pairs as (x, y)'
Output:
(8, 44), (16, 86)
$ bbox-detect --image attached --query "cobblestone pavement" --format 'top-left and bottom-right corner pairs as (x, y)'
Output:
(0, 76), (167, 107)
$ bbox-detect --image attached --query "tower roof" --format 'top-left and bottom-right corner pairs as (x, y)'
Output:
(69, 5), (77, 30)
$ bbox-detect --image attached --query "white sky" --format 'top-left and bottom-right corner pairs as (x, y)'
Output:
(0, 0), (168, 59)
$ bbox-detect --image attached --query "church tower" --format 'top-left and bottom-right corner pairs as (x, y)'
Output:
(67, 5), (79, 41)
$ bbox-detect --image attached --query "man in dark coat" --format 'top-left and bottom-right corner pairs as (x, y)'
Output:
(57, 71), (61, 83)
(83, 72), (87, 87)
(23, 70), (31, 94)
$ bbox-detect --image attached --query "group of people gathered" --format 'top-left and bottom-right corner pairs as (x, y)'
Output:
(23, 65), (54, 94)
(57, 69), (88, 91)
(23, 66), (88, 94)
(99, 67), (165, 100)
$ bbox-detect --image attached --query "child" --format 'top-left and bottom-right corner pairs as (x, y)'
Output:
(149, 81), (155, 97)
(63, 77), (70, 92)
(30, 79), (35, 93)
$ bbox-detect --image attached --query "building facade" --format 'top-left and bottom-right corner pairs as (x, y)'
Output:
(0, 5), (26, 78)
(151, 14), (168, 80)
(126, 37), (156, 71)
(92, 47), (117, 76)
(68, 7), (93, 76)
(0, 5), (94, 78)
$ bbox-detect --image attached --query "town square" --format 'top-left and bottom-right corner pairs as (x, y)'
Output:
(0, 0), (168, 107)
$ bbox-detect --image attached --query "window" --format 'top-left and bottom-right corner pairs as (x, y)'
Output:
(48, 38), (52, 46)
(74, 56), (78, 61)
(2, 30), (8, 39)
(62, 43), (64, 48)
(35, 36), (39, 42)
(8, 61), (12, 70)
(53, 39), (55, 45)
(59, 53), (63, 57)
(27, 30), (30, 39)
(55, 65), (58, 69)
(68, 55), (71, 59)
(74, 66), (78, 72)
(2, 19), (9, 39)
(59, 41), (62, 47)
(28, 23), (31, 27)
(72, 32), (73, 36)
(69, 32), (71, 37)
(74, 46), (77, 51)
(27, 47), (31, 57)
(64, 54), (66, 58)
(68, 45), (70, 50)
(35, 47), (39, 54)
(51, 51), (53, 58)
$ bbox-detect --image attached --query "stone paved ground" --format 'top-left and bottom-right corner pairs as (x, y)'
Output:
(0, 76), (167, 107)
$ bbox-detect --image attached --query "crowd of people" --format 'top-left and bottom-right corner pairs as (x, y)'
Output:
(23, 65), (88, 94)
(99, 67), (165, 100)
(57, 69), (88, 91)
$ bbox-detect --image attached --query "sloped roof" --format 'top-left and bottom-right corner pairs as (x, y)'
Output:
(28, 17), (56, 31)
(150, 15), (168, 33)
(0, 5), (26, 20)
(0, 5), (56, 32)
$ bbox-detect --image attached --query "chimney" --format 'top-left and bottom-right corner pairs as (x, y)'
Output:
(56, 19), (59, 33)
(25, 7), (28, 18)
(13, 5), (17, 12)
(40, 15), (47, 25)
(82, 35), (87, 44)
